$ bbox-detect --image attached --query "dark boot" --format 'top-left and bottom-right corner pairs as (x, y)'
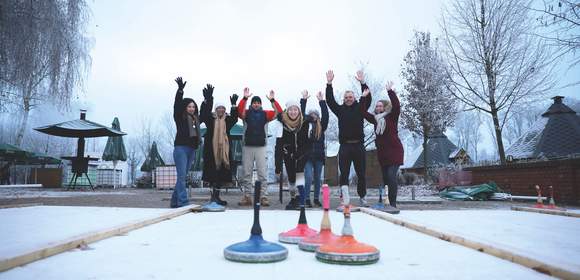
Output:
(214, 188), (228, 206)
(313, 199), (322, 207)
(285, 197), (299, 210)
(305, 199), (313, 208)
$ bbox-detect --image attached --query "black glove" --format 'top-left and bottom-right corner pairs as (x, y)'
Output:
(202, 84), (214, 100)
(175, 77), (186, 90)
(230, 94), (239, 105)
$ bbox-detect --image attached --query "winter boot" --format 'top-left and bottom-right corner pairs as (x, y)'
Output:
(285, 196), (299, 210)
(305, 199), (313, 208)
(313, 199), (322, 207)
(214, 188), (228, 206)
(260, 196), (270, 207)
(238, 194), (252, 206)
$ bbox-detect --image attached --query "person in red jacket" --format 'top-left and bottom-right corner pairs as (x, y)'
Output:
(360, 80), (404, 210)
(237, 88), (282, 206)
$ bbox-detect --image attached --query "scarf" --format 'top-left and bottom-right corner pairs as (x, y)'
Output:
(281, 111), (303, 132)
(308, 118), (322, 140)
(374, 112), (388, 135)
(187, 114), (199, 138)
(212, 114), (230, 170)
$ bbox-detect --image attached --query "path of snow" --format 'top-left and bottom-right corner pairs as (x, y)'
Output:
(0, 188), (136, 199)
(1, 210), (552, 280)
(0, 206), (168, 260)
(396, 210), (580, 275)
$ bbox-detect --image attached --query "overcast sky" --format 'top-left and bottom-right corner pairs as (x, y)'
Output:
(81, 0), (579, 138)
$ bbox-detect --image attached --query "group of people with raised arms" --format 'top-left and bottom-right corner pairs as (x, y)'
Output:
(170, 70), (404, 213)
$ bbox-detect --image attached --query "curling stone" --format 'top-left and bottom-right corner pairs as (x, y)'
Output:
(278, 185), (318, 244)
(223, 181), (288, 263)
(370, 186), (399, 214)
(298, 184), (340, 252)
(202, 189), (226, 212)
(316, 185), (380, 265)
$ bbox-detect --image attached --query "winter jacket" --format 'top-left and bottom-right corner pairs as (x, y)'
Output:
(325, 83), (371, 144)
(276, 113), (309, 173)
(361, 85), (404, 166)
(237, 97), (282, 147)
(173, 89), (201, 148)
(199, 97), (238, 183)
(301, 98), (329, 162)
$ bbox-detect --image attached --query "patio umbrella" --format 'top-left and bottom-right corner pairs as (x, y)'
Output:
(102, 117), (127, 188)
(140, 142), (165, 172)
(0, 143), (33, 160)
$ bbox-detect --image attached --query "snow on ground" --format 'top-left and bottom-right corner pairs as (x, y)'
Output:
(0, 210), (552, 280)
(396, 210), (580, 275)
(0, 188), (136, 199)
(0, 206), (167, 260)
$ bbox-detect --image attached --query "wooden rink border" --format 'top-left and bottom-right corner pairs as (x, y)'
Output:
(0, 204), (201, 273)
(511, 206), (580, 218)
(360, 207), (580, 279)
(0, 203), (43, 209)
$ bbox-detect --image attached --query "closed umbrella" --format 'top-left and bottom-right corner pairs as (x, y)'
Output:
(140, 142), (165, 172)
(102, 117), (127, 188)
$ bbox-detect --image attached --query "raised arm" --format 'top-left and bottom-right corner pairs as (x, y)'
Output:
(173, 77), (187, 120)
(237, 87), (251, 120)
(199, 84), (214, 124)
(360, 88), (376, 125)
(300, 90), (309, 118)
(226, 94), (239, 129)
(265, 90), (283, 121)
(325, 70), (340, 116)
(320, 98), (329, 131)
(386, 81), (400, 117)
(356, 70), (372, 111)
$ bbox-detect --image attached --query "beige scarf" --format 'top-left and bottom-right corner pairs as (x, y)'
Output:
(281, 111), (303, 132)
(212, 114), (230, 170)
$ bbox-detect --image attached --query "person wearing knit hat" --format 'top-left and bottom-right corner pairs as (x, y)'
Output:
(276, 93), (311, 210)
(170, 77), (201, 208)
(302, 90), (329, 208)
(199, 84), (239, 207)
(237, 87), (283, 207)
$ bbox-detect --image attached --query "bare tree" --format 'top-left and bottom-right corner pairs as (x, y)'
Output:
(441, 0), (555, 164)
(400, 30), (457, 178)
(531, 0), (580, 74)
(0, 0), (92, 146)
(453, 110), (482, 161)
(503, 102), (544, 145)
(126, 137), (142, 186)
(135, 115), (161, 160)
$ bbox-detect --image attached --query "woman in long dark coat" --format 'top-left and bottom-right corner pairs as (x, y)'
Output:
(199, 84), (239, 206)
(360, 81), (404, 210)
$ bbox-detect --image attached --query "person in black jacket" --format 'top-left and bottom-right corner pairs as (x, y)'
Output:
(276, 98), (309, 210)
(301, 90), (329, 208)
(171, 77), (201, 208)
(199, 84), (239, 206)
(325, 70), (371, 206)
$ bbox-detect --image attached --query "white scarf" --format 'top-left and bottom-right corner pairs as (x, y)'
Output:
(374, 112), (388, 135)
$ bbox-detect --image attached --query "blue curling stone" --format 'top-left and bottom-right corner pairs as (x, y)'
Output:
(224, 235), (288, 263)
(202, 201), (226, 212)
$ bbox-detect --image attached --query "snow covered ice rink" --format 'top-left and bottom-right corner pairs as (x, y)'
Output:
(3, 206), (578, 279)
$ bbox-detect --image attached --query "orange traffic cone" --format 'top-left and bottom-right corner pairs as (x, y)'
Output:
(534, 185), (544, 208)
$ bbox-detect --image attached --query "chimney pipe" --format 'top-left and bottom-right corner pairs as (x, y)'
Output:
(80, 110), (87, 120)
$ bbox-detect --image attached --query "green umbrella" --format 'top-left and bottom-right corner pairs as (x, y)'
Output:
(102, 117), (127, 187)
(140, 141), (165, 172)
(0, 143), (33, 160)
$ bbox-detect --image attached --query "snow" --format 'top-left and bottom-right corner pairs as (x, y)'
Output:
(505, 117), (548, 159)
(0, 210), (552, 279)
(0, 206), (167, 259)
(396, 210), (580, 274)
(0, 188), (136, 199)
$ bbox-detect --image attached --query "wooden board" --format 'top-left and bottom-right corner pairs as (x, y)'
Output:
(511, 206), (580, 218)
(0, 204), (200, 272)
(360, 207), (580, 280)
(0, 203), (43, 209)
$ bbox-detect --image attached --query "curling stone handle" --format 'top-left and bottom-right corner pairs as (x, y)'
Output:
(341, 185), (350, 206)
(322, 184), (330, 210)
(298, 185), (305, 207)
(251, 181), (262, 236)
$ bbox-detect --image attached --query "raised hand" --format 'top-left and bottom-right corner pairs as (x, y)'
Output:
(230, 93), (239, 105)
(302, 90), (310, 99)
(243, 87), (251, 98)
(362, 88), (370, 97)
(326, 70), (334, 84)
(268, 90), (275, 101)
(316, 91), (324, 101)
(203, 84), (214, 100)
(385, 81), (395, 92)
(355, 70), (365, 84)
(175, 77), (186, 90)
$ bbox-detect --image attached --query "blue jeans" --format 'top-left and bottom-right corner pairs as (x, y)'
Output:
(171, 145), (196, 208)
(304, 159), (324, 201)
